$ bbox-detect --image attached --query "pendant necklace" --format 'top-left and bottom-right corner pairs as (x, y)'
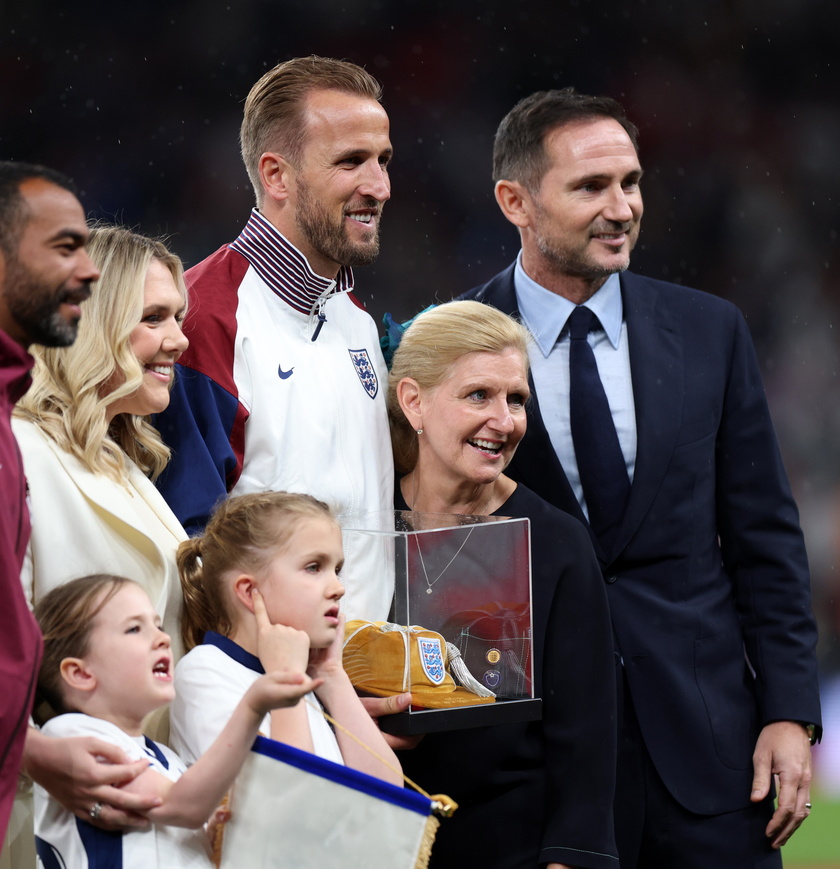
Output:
(405, 474), (491, 595)
(415, 524), (476, 595)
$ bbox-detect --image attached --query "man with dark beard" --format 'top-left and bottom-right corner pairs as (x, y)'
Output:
(458, 89), (820, 868)
(0, 161), (98, 846)
(154, 57), (397, 622)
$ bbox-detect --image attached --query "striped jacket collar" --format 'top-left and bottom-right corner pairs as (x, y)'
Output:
(230, 209), (354, 315)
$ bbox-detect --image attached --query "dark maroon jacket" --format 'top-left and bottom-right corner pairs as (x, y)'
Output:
(0, 327), (41, 842)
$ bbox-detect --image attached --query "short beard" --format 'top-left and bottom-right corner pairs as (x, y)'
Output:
(531, 194), (636, 282)
(534, 232), (630, 282)
(295, 179), (380, 269)
(2, 257), (82, 347)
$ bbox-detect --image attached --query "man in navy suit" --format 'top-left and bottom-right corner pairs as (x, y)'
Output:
(459, 89), (821, 868)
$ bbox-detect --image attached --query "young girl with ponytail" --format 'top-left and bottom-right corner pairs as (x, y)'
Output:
(170, 491), (401, 784)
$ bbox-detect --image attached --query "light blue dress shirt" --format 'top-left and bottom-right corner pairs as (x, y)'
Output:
(514, 254), (637, 520)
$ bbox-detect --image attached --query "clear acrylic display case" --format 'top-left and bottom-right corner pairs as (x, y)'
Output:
(340, 510), (542, 734)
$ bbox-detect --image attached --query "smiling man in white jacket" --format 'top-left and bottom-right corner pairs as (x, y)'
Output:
(155, 57), (395, 623)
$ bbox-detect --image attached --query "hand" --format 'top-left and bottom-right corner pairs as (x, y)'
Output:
(246, 671), (322, 717)
(23, 729), (160, 830)
(253, 587), (310, 674)
(751, 720), (813, 848)
(307, 612), (345, 682)
(358, 693), (424, 750)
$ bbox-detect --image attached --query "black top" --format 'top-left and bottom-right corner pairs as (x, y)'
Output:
(396, 482), (618, 869)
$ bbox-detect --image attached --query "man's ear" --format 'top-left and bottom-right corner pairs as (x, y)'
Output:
(258, 152), (295, 205)
(494, 179), (534, 229)
(59, 658), (97, 694)
(396, 377), (423, 431)
(232, 574), (258, 614)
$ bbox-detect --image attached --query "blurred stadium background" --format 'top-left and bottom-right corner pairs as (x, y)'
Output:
(2, 2), (837, 862)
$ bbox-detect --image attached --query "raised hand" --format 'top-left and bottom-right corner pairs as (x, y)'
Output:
(252, 587), (310, 675)
(245, 670), (322, 717)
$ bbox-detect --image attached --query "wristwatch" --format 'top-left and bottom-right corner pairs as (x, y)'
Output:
(798, 722), (818, 745)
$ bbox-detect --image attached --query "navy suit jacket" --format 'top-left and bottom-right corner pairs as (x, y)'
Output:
(460, 264), (821, 814)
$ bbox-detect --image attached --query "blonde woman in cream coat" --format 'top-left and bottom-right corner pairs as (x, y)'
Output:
(6, 225), (189, 869)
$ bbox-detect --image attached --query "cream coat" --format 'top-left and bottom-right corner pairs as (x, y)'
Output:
(13, 417), (187, 651)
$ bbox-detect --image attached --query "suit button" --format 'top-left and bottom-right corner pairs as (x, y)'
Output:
(605, 574), (618, 584)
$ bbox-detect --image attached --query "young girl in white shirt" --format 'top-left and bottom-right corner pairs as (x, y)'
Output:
(170, 491), (401, 783)
(32, 573), (317, 868)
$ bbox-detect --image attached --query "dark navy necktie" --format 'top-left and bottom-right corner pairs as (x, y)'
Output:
(568, 305), (630, 549)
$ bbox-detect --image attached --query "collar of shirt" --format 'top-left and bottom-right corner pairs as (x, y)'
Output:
(514, 253), (623, 355)
(229, 208), (354, 316)
(203, 630), (265, 674)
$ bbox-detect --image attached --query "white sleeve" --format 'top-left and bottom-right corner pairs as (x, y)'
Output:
(170, 647), (268, 765)
(41, 714), (145, 761)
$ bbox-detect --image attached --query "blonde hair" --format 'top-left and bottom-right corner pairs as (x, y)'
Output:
(388, 300), (531, 474)
(240, 55), (383, 204)
(34, 574), (135, 722)
(14, 224), (187, 482)
(178, 491), (336, 652)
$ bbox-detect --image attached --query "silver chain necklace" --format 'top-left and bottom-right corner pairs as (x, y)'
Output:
(414, 524), (476, 595)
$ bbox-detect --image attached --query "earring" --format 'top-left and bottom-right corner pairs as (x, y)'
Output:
(416, 428), (424, 435)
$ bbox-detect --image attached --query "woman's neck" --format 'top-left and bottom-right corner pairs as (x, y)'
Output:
(400, 469), (514, 516)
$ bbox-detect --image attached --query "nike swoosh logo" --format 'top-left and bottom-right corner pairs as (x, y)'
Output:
(278, 365), (295, 380)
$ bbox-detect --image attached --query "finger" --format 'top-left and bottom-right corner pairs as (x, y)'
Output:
(794, 785), (812, 817)
(382, 692), (412, 714)
(774, 775), (800, 825)
(270, 675), (321, 708)
(359, 692), (412, 719)
(768, 787), (811, 848)
(299, 675), (323, 695)
(769, 808), (806, 849)
(96, 783), (162, 814)
(766, 788), (799, 847)
(81, 804), (151, 831)
(750, 762), (771, 803)
(252, 587), (270, 626)
(85, 758), (149, 788)
(766, 804), (793, 846)
(82, 737), (135, 767)
(265, 671), (322, 692)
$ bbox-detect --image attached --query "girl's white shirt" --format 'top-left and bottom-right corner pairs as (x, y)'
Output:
(171, 639), (343, 766)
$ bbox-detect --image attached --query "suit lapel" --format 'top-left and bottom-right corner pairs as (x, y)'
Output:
(470, 266), (687, 566)
(612, 273), (684, 558)
(126, 464), (189, 543)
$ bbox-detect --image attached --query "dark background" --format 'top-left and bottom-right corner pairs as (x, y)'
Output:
(3, 0), (839, 787)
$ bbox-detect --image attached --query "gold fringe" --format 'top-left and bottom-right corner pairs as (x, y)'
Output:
(211, 793), (231, 869)
(415, 814), (439, 869)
